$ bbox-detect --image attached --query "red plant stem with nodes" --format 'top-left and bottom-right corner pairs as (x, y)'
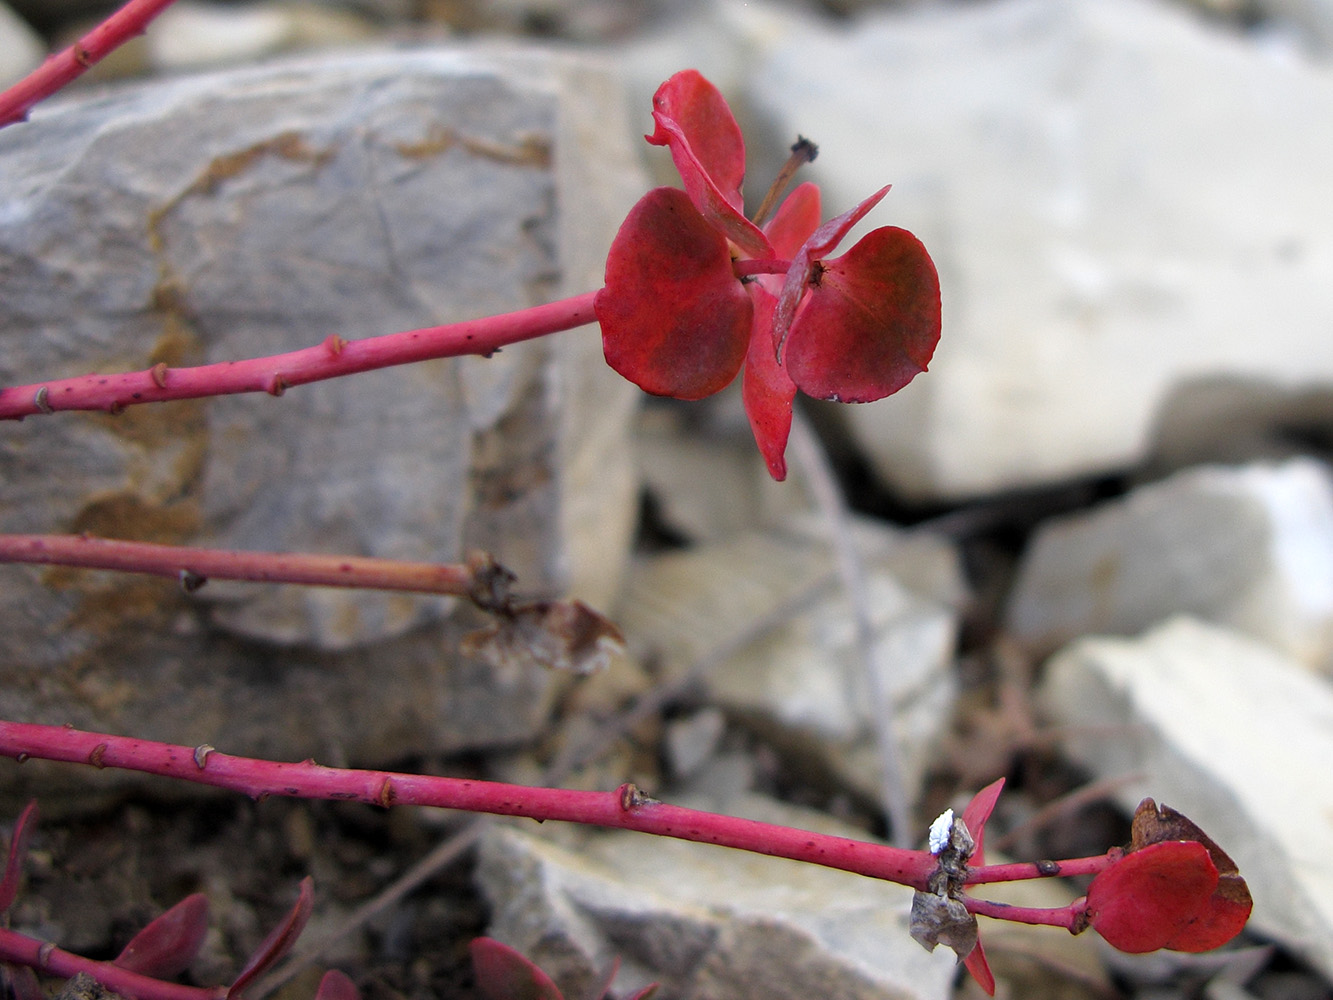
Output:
(0, 722), (940, 889)
(0, 722), (1118, 903)
(0, 535), (478, 596)
(0, 928), (225, 1000)
(0, 0), (181, 128)
(0, 292), (598, 421)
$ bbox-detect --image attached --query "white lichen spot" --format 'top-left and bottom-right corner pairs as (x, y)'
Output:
(928, 808), (954, 855)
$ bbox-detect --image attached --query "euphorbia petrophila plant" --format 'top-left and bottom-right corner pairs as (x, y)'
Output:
(0, 10), (1251, 997)
(0, 734), (1251, 998)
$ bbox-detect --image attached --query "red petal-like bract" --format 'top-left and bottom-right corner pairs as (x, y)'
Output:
(114, 893), (210, 978)
(771, 185), (891, 359)
(741, 286), (797, 480)
(960, 778), (1005, 864)
(597, 187), (752, 399)
(958, 779), (1003, 996)
(764, 182), (821, 260)
(470, 937), (566, 1000)
(785, 226), (941, 403)
(1086, 841), (1219, 954)
(647, 70), (770, 258)
(228, 877), (314, 999)
(962, 937), (996, 997)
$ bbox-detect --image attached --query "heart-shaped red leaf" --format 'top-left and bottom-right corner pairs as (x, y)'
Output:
(597, 187), (752, 400)
(784, 225), (941, 403)
(647, 70), (769, 258)
(1128, 799), (1252, 952)
(741, 285), (797, 480)
(114, 893), (210, 977)
(1086, 841), (1219, 954)
(469, 937), (565, 1000)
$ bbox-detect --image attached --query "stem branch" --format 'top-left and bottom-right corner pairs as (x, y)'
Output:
(0, 0), (181, 128)
(0, 292), (598, 420)
(0, 534), (483, 597)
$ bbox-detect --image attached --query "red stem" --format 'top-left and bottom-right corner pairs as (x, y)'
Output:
(0, 0), (181, 128)
(965, 854), (1116, 885)
(0, 534), (478, 596)
(0, 291), (599, 421)
(0, 926), (224, 1000)
(0, 722), (937, 890)
(963, 896), (1084, 931)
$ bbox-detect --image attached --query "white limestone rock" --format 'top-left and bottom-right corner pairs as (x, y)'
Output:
(0, 2), (42, 88)
(475, 800), (957, 1000)
(616, 518), (963, 807)
(1006, 458), (1333, 673)
(748, 0), (1333, 501)
(0, 49), (643, 780)
(1037, 616), (1333, 979)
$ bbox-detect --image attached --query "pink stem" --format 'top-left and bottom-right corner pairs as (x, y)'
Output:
(0, 722), (938, 891)
(0, 0), (181, 128)
(965, 855), (1116, 885)
(0, 291), (599, 421)
(0, 534), (478, 596)
(963, 896), (1084, 932)
(732, 258), (792, 278)
(0, 926), (224, 1000)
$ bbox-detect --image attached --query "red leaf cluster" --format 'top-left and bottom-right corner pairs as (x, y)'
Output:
(595, 70), (941, 480)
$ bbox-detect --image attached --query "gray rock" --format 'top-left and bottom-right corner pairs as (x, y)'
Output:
(0, 49), (644, 789)
(1037, 616), (1333, 979)
(1007, 459), (1333, 674)
(749, 0), (1333, 501)
(475, 801), (957, 1000)
(617, 518), (963, 810)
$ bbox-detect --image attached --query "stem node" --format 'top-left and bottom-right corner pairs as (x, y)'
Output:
(33, 387), (52, 415)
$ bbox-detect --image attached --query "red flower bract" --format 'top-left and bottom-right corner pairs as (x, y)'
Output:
(595, 69), (941, 480)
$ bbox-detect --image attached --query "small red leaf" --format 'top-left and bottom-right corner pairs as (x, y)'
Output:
(647, 70), (769, 258)
(0, 801), (37, 914)
(741, 285), (797, 480)
(784, 226), (941, 403)
(114, 893), (210, 977)
(960, 778), (1005, 865)
(597, 187), (751, 400)
(962, 935), (995, 997)
(228, 876), (314, 999)
(314, 969), (360, 1000)
(469, 937), (565, 1000)
(1086, 841), (1218, 953)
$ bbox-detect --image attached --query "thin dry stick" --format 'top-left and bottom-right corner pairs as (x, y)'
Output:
(787, 412), (913, 848)
(988, 773), (1145, 856)
(0, 0), (181, 128)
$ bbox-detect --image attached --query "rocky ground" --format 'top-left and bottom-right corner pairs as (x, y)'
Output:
(3, 1), (1333, 999)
